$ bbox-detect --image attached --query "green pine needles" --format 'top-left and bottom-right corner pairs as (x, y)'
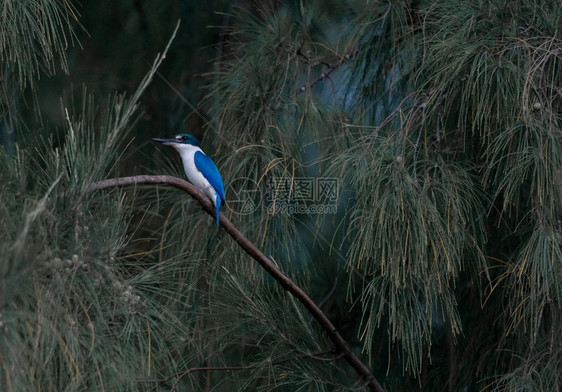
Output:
(2, 0), (562, 391)
(338, 134), (483, 373)
(0, 0), (79, 90)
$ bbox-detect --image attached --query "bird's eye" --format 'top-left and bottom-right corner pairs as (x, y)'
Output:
(181, 135), (188, 141)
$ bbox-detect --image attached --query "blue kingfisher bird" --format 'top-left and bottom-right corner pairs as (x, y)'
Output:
(153, 133), (225, 227)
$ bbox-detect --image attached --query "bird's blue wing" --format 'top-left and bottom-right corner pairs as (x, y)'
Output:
(194, 151), (225, 203)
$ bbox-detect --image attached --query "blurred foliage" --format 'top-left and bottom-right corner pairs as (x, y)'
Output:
(1, 0), (562, 391)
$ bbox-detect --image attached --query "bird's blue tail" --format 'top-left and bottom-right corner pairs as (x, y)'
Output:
(215, 192), (221, 227)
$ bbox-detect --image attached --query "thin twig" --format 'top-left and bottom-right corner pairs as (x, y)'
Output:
(162, 350), (343, 390)
(295, 53), (356, 95)
(86, 175), (384, 392)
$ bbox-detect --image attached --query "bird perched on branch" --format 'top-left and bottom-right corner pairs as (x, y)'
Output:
(153, 133), (225, 226)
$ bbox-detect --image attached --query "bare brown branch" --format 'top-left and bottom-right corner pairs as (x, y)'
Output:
(87, 174), (384, 392)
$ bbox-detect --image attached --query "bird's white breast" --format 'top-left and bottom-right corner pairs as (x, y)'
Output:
(171, 143), (218, 205)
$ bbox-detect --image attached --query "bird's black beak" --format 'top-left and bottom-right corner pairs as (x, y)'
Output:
(152, 137), (178, 145)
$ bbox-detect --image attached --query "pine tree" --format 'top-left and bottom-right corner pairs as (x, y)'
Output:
(1, 1), (561, 391)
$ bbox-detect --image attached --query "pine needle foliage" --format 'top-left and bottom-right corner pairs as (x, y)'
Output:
(0, 88), (189, 390)
(0, 0), (79, 89)
(0, 0), (81, 154)
(0, 21), (197, 392)
(204, 0), (561, 389)
(2, 0), (562, 391)
(334, 132), (483, 373)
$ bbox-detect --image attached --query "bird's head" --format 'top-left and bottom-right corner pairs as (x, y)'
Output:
(153, 133), (200, 147)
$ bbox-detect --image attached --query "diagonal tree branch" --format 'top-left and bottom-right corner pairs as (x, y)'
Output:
(86, 175), (384, 392)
